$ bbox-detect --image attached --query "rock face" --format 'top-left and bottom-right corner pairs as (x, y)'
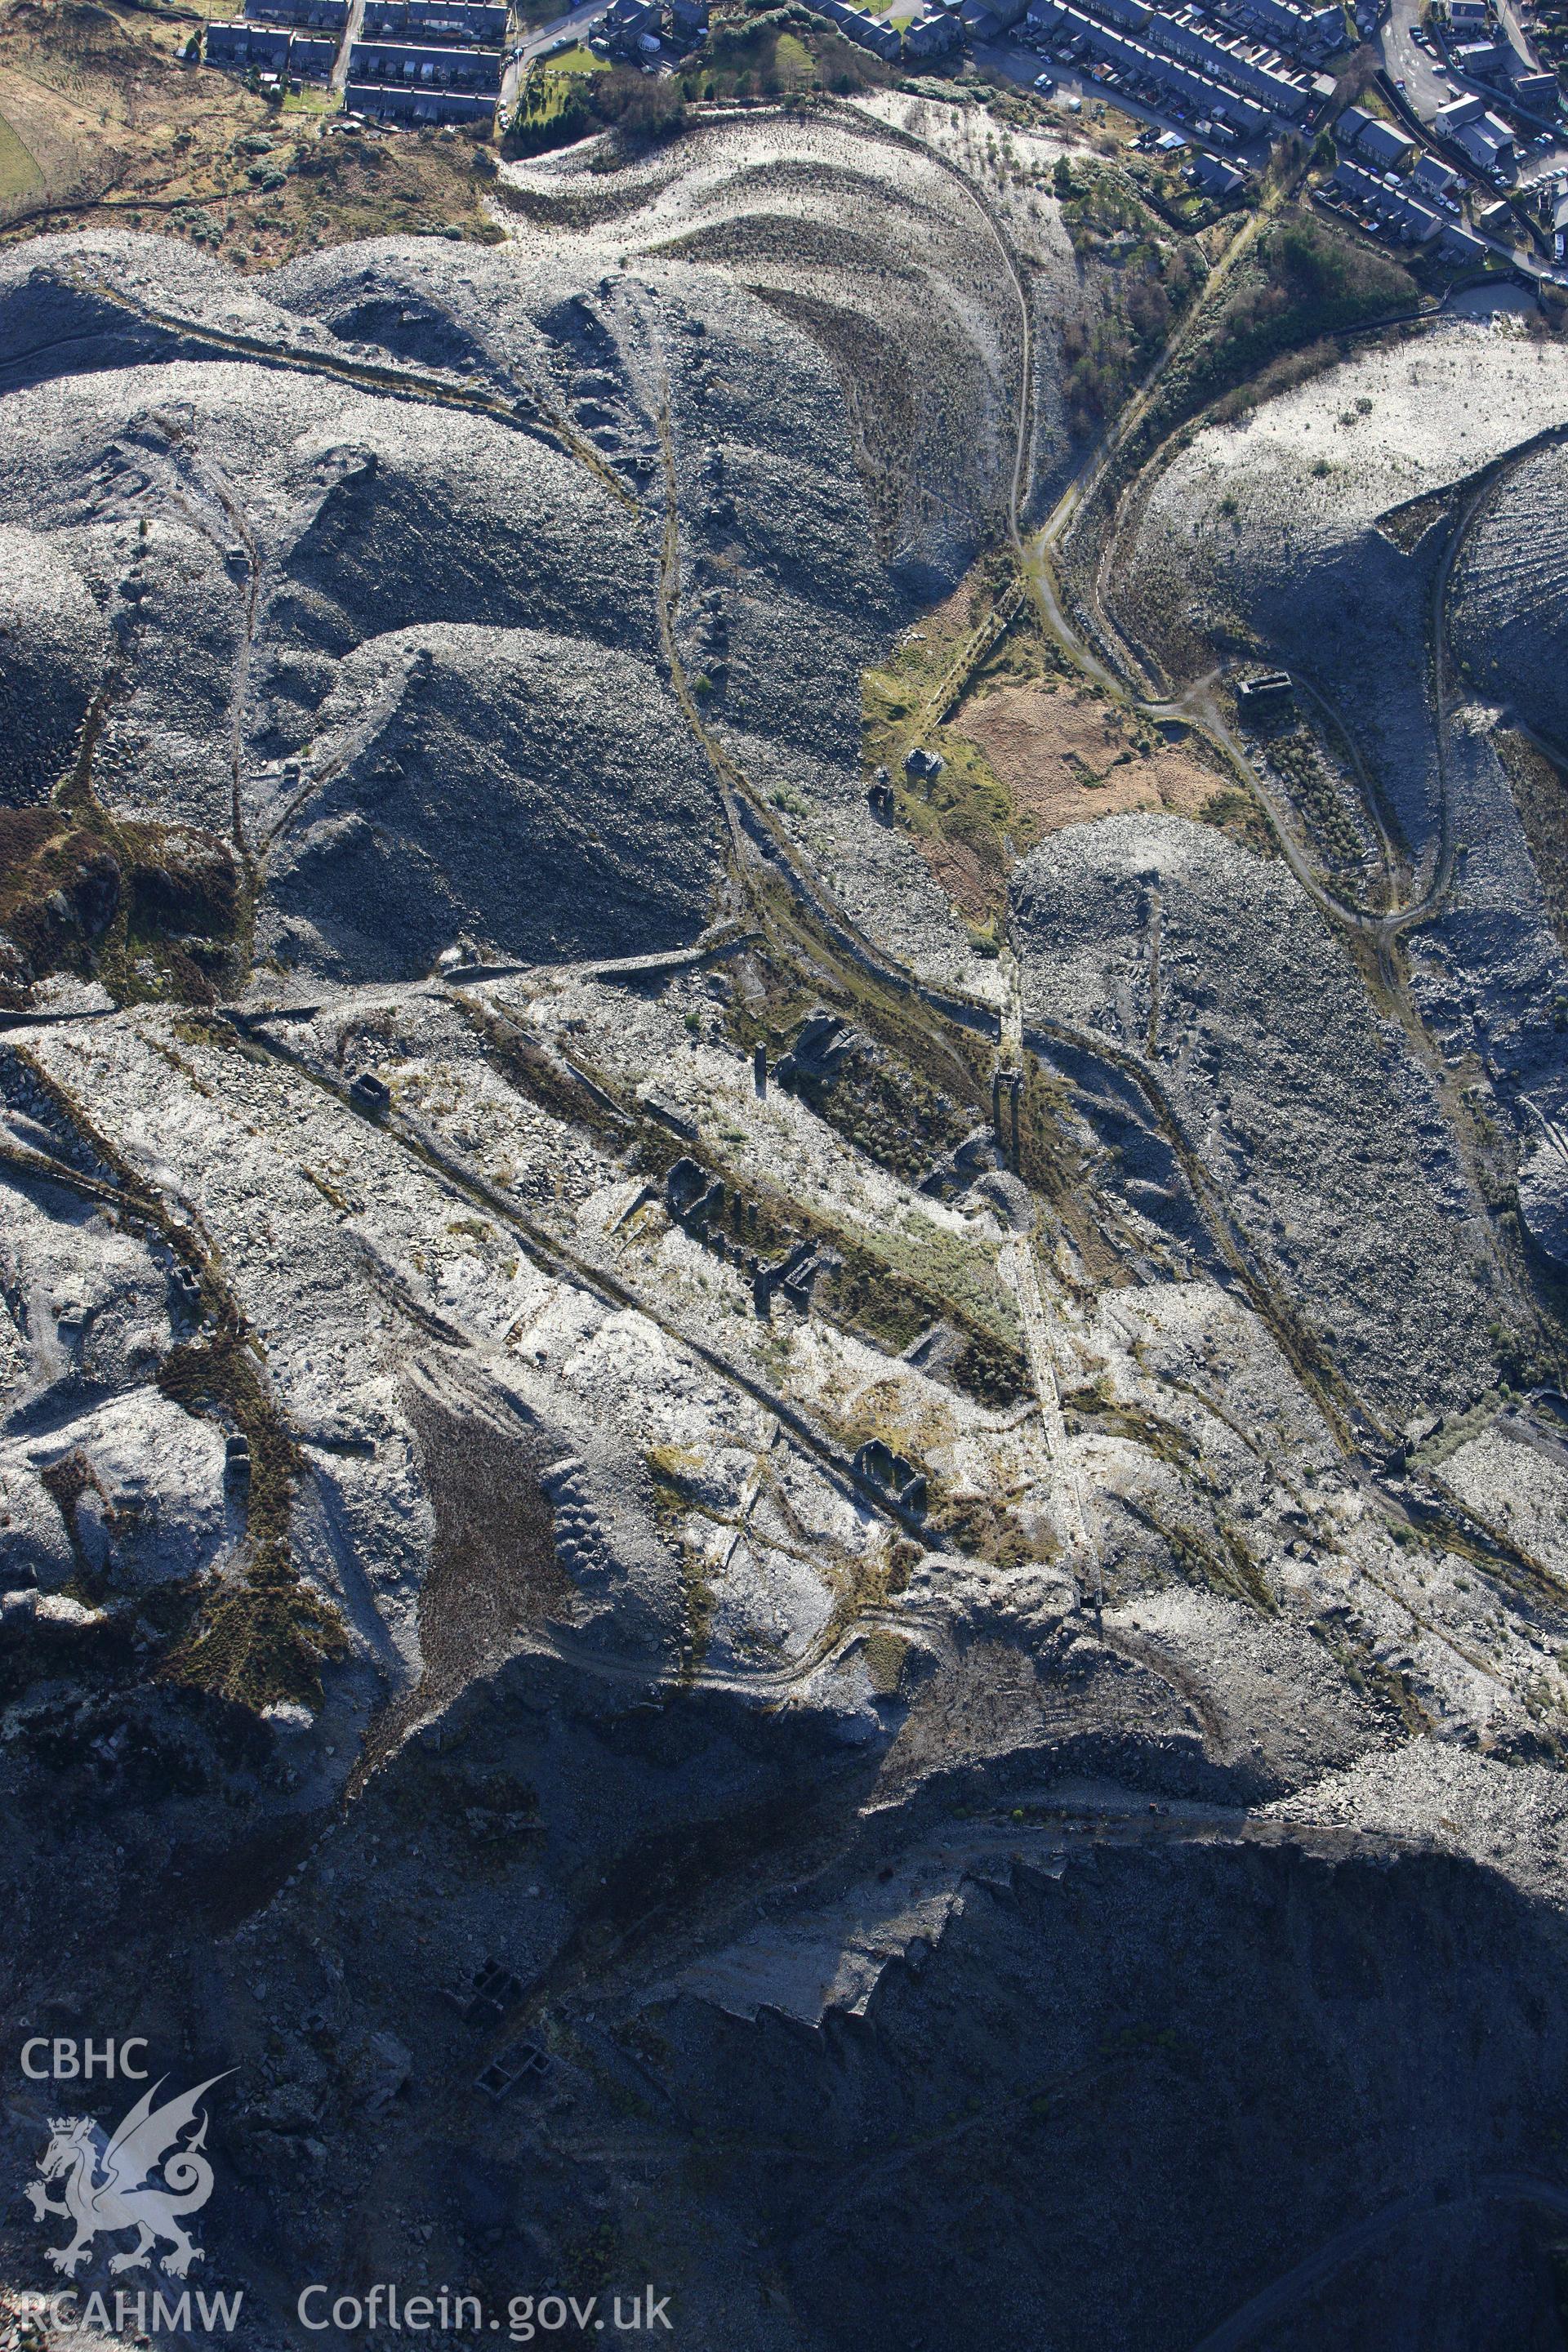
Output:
(655, 1835), (1568, 2352)
(1518, 1132), (1568, 1267)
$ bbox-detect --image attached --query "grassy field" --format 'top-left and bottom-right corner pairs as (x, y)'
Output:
(0, 105), (41, 212)
(696, 8), (898, 99)
(546, 42), (609, 73)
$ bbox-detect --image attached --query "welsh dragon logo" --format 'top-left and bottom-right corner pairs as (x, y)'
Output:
(26, 2074), (231, 2279)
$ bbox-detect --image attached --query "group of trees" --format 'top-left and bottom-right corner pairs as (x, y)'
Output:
(1054, 166), (1205, 441)
(503, 2), (893, 156)
(504, 63), (687, 158)
(702, 11), (893, 98)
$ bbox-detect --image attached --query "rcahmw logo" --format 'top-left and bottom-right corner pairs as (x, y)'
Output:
(19, 2036), (238, 2318)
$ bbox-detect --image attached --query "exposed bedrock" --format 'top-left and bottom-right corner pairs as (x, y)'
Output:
(146, 1664), (1568, 2352)
(662, 1836), (1568, 2352)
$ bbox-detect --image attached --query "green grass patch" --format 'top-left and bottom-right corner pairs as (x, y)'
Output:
(773, 29), (817, 85)
(689, 11), (896, 100)
(1200, 786), (1276, 860)
(157, 1332), (302, 1556)
(157, 1332), (347, 1709)
(860, 550), (1069, 921)
(0, 108), (42, 211)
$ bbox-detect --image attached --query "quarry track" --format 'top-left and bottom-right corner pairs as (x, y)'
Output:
(1016, 1005), (1373, 1454)
(822, 98), (1036, 547)
(1036, 174), (1298, 626)
(522, 1591), (956, 1707)
(1074, 277), (1445, 717)
(621, 278), (1396, 1583)
(8, 225), (1546, 1662)
(599, 191), (1405, 1494)
(229, 1010), (939, 1554)
(966, 249), (1568, 1477)
(10, 206), (1568, 2347)
(1022, 261), (1460, 946)
(1189, 2169), (1568, 2352)
(60, 266), (637, 510)
(35, 267), (653, 882)
(1054, 313), (1568, 973)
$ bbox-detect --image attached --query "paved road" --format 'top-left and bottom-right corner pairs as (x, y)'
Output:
(973, 33), (1269, 173)
(1376, 0), (1568, 281)
(500, 0), (607, 115)
(1383, 0), (1566, 158)
(1381, 0), (1457, 121)
(332, 0), (365, 95)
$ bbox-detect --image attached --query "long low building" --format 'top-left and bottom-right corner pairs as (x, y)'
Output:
(361, 0), (507, 39)
(1028, 0), (1325, 120)
(1435, 85), (1517, 157)
(1438, 98), (1518, 169)
(243, 0), (347, 24)
(289, 33), (338, 71)
(1232, 0), (1345, 56)
(1339, 102), (1419, 167)
(1028, 0), (1275, 131)
(1441, 219), (1489, 259)
(1149, 6), (1327, 118)
(344, 77), (496, 115)
(205, 20), (292, 67)
(904, 6), (961, 49)
(813, 0), (904, 60)
(347, 37), (503, 87)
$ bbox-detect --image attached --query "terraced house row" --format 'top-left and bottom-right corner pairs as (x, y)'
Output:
(205, 0), (345, 84)
(1024, 0), (1334, 133)
(205, 0), (506, 119)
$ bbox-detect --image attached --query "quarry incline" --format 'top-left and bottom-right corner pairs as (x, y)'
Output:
(4, 92), (1568, 2352)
